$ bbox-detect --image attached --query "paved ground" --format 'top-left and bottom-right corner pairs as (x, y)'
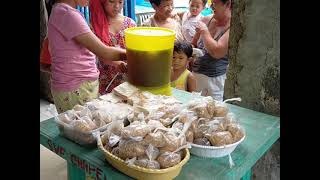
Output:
(40, 99), (67, 180)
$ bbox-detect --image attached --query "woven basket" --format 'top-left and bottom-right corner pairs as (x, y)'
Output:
(190, 135), (245, 158)
(96, 135), (190, 180)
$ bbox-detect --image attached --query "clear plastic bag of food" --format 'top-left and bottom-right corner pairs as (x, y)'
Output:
(186, 96), (215, 119)
(74, 107), (93, 119)
(105, 119), (124, 139)
(133, 144), (161, 169)
(172, 121), (184, 131)
(108, 133), (121, 148)
(92, 109), (112, 125)
(92, 118), (107, 128)
(226, 123), (245, 143)
(120, 121), (151, 139)
(57, 113), (73, 124)
(160, 128), (187, 152)
(118, 139), (147, 160)
(205, 131), (233, 146)
(185, 130), (194, 142)
(147, 120), (166, 132)
(70, 119), (92, 132)
(84, 99), (104, 111)
(55, 105), (110, 147)
(157, 144), (191, 169)
(144, 131), (166, 148)
(193, 137), (211, 146)
(214, 98), (241, 117)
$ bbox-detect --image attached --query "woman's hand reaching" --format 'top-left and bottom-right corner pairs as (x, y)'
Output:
(113, 61), (127, 73)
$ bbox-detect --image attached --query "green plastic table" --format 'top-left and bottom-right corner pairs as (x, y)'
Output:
(40, 89), (280, 180)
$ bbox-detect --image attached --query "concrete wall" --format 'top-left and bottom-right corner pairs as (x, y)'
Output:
(224, 0), (280, 179)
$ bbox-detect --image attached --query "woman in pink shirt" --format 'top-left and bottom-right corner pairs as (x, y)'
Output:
(47, 0), (127, 113)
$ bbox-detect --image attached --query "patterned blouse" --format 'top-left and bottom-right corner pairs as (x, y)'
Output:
(98, 16), (136, 95)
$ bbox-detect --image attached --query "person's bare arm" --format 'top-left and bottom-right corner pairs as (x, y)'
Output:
(187, 72), (196, 92)
(74, 32), (126, 63)
(191, 16), (210, 47)
(196, 22), (230, 59)
(177, 12), (185, 19)
(191, 31), (201, 47)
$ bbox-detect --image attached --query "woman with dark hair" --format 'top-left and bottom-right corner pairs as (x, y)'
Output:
(192, 0), (232, 102)
(89, 0), (136, 95)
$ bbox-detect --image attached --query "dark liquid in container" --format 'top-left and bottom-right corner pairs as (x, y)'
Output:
(127, 48), (173, 87)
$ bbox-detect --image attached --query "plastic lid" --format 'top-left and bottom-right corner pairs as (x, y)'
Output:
(126, 27), (175, 36)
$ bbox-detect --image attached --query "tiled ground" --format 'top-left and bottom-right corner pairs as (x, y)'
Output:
(40, 99), (67, 180)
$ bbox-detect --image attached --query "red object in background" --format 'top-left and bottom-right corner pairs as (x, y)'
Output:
(40, 38), (51, 65)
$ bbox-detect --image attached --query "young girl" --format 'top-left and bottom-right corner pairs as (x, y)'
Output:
(142, 0), (185, 42)
(171, 41), (196, 92)
(48, 0), (127, 113)
(90, 0), (136, 95)
(179, 0), (207, 43)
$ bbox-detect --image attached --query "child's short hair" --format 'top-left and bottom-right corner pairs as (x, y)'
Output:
(174, 41), (193, 58)
(150, 0), (170, 6)
(189, 0), (208, 6)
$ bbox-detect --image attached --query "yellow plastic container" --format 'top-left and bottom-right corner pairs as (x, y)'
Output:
(97, 135), (190, 180)
(125, 27), (176, 96)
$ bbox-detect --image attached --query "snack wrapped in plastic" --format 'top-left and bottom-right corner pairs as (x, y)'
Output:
(185, 130), (194, 142)
(193, 137), (211, 146)
(160, 129), (186, 152)
(92, 118), (106, 128)
(111, 147), (121, 157)
(192, 119), (210, 139)
(75, 107), (93, 119)
(214, 103), (229, 117)
(160, 118), (172, 127)
(121, 121), (151, 139)
(134, 159), (160, 169)
(144, 131), (166, 147)
(206, 120), (225, 133)
(146, 144), (160, 160)
(71, 119), (92, 132)
(157, 151), (181, 169)
(157, 144), (190, 169)
(92, 110), (112, 124)
(147, 120), (166, 132)
(178, 110), (198, 124)
(118, 139), (147, 159)
(206, 131), (233, 146)
(187, 96), (215, 119)
(226, 123), (245, 143)
(58, 113), (72, 124)
(108, 133), (121, 147)
(81, 115), (97, 130)
(172, 121), (184, 131)
(104, 143), (113, 152)
(109, 103), (134, 121)
(105, 119), (124, 138)
(64, 110), (77, 121)
(127, 108), (150, 123)
(221, 113), (238, 126)
(84, 99), (104, 111)
(134, 144), (161, 169)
